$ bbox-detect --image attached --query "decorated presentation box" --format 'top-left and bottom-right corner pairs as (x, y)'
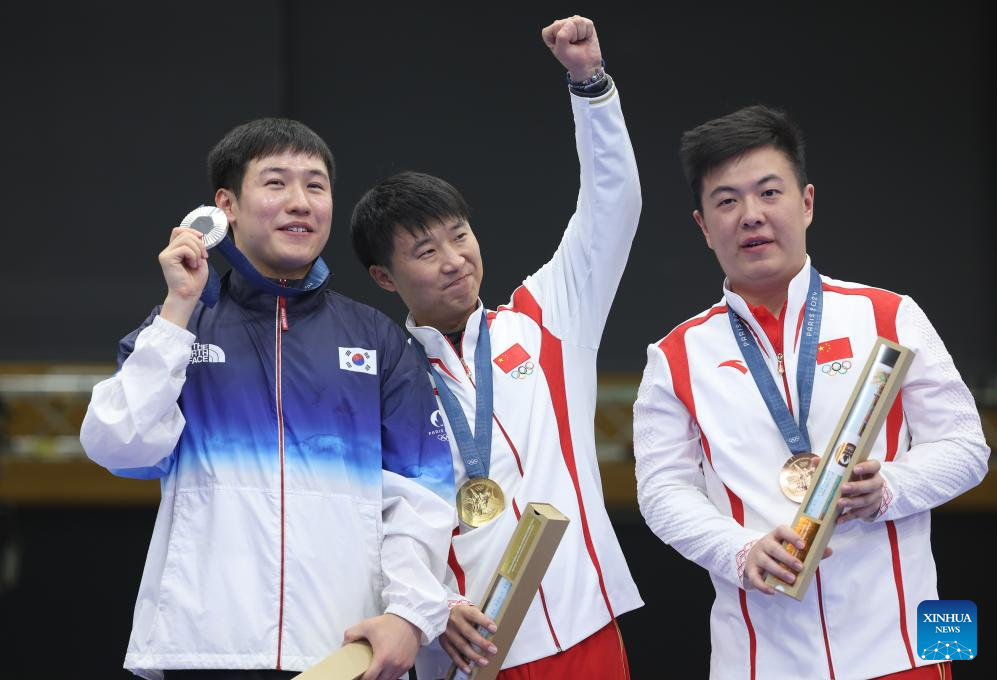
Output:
(294, 502), (569, 680)
(765, 337), (914, 600)
(446, 502), (570, 680)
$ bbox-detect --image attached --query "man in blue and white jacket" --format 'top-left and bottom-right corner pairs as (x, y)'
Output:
(81, 118), (456, 680)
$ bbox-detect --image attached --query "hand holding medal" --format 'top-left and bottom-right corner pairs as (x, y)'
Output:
(158, 206), (228, 327)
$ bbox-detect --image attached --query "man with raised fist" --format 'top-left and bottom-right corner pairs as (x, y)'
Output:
(351, 15), (643, 680)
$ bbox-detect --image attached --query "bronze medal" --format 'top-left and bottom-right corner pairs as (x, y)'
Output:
(457, 477), (505, 527)
(779, 453), (818, 503)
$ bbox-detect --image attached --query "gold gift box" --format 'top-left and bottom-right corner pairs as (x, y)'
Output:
(293, 640), (372, 680)
(765, 337), (914, 600)
(446, 502), (570, 680)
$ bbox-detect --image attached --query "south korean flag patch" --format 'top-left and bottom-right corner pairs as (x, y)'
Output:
(339, 347), (377, 375)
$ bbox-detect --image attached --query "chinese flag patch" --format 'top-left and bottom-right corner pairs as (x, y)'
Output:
(816, 337), (853, 364)
(494, 343), (530, 373)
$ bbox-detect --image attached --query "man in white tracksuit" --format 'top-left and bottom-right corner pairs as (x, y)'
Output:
(633, 104), (989, 679)
(350, 15), (643, 680)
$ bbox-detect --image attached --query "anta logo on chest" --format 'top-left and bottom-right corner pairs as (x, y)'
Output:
(718, 359), (748, 374)
(190, 343), (226, 364)
(494, 343), (534, 380)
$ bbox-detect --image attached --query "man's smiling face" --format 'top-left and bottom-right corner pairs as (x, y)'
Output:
(217, 151), (333, 280)
(369, 216), (483, 332)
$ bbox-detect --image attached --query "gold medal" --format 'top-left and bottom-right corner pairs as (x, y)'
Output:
(457, 477), (505, 527)
(779, 453), (818, 503)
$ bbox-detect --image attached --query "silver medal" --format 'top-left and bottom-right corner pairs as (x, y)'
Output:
(179, 205), (228, 250)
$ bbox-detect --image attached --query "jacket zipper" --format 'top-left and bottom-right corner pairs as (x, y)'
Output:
(279, 294), (289, 331)
(777, 354), (794, 414)
(783, 337), (832, 670)
(275, 283), (287, 669)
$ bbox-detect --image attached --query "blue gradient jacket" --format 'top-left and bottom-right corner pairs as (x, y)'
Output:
(81, 262), (455, 679)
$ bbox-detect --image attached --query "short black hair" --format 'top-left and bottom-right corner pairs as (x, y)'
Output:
(207, 117), (336, 196)
(351, 171), (471, 269)
(679, 105), (807, 212)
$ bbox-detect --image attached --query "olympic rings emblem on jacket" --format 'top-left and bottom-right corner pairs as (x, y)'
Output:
(509, 362), (535, 379)
(821, 360), (852, 376)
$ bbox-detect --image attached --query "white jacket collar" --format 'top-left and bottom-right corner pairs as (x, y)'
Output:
(721, 256), (814, 361)
(406, 300), (486, 382)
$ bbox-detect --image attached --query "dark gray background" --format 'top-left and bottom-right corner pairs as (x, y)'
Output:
(3, 2), (993, 387)
(1, 3), (992, 678)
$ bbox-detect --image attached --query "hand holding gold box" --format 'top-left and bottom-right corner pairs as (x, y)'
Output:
(764, 338), (914, 599)
(446, 502), (570, 680)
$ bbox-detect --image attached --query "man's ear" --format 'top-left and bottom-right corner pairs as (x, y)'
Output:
(802, 183), (815, 230)
(215, 188), (237, 228)
(369, 264), (397, 292)
(693, 209), (714, 250)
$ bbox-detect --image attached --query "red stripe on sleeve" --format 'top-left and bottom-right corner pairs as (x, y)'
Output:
(657, 305), (757, 678)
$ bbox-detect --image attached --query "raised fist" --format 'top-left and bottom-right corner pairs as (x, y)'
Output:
(541, 15), (603, 83)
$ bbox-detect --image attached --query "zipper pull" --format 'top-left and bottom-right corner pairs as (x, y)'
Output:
(279, 296), (289, 331)
(278, 279), (289, 331)
(461, 358), (476, 386)
(777, 352), (785, 375)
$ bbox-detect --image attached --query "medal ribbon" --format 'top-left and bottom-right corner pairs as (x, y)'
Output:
(727, 266), (823, 454)
(199, 235), (329, 307)
(414, 311), (493, 479)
